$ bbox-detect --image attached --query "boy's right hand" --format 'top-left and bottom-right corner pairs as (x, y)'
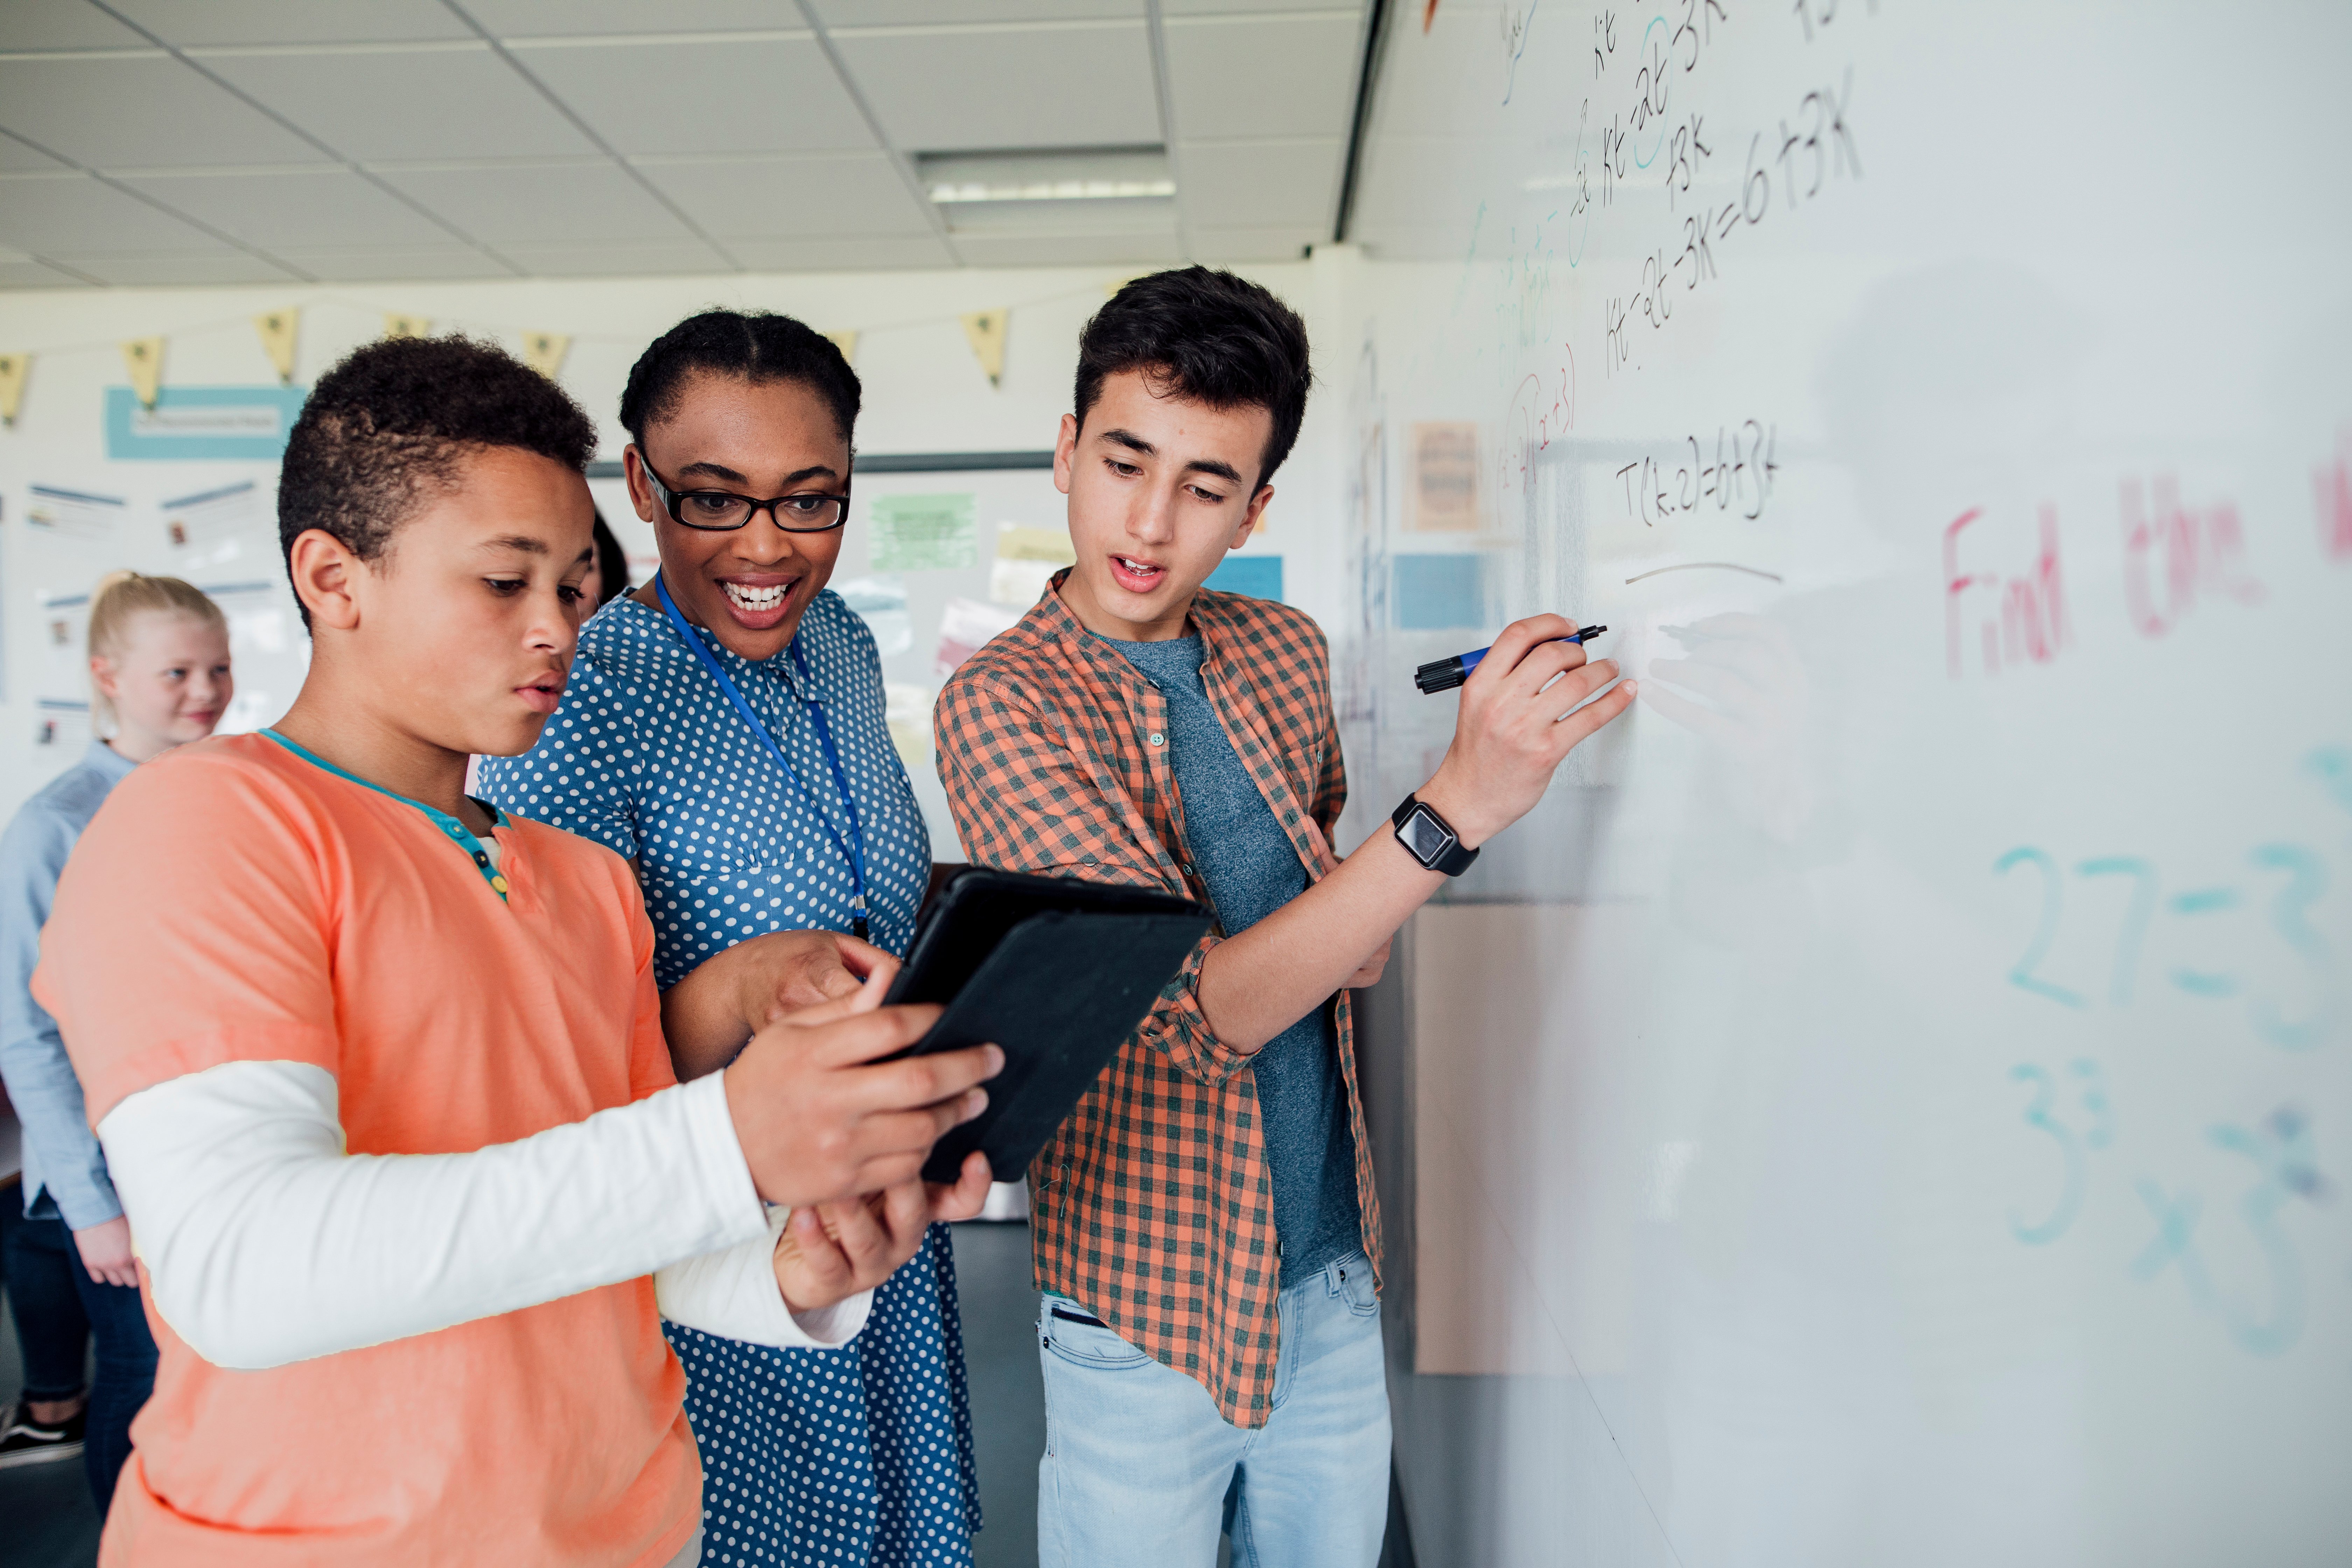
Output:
(1420, 612), (1636, 848)
(721, 988), (1001, 1211)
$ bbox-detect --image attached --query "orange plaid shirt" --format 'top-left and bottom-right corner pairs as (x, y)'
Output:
(934, 573), (1381, 1428)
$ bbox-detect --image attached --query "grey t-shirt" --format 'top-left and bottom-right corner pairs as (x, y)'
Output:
(1102, 632), (1360, 1284)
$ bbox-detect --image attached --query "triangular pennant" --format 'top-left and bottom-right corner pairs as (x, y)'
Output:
(822, 329), (859, 364)
(521, 331), (570, 379)
(0, 352), (27, 425)
(253, 308), (299, 382)
(383, 313), (430, 341)
(121, 336), (164, 408)
(960, 309), (1007, 388)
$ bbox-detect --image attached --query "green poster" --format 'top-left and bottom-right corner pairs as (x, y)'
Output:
(871, 492), (977, 570)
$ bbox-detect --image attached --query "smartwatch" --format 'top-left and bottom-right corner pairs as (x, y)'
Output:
(1391, 793), (1480, 876)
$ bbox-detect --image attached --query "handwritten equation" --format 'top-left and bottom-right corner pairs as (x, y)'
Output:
(1613, 419), (1779, 524)
(1994, 750), (2346, 1355)
(1992, 838), (2333, 1050)
(1605, 74), (1862, 375)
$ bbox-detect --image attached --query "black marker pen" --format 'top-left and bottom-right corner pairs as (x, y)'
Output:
(1415, 625), (1607, 694)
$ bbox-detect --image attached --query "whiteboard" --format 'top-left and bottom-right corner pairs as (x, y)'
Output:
(1337, 5), (2352, 1565)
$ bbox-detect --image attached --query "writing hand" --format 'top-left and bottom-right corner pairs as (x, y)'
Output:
(1422, 612), (1636, 846)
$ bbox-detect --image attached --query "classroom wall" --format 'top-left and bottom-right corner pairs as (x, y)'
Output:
(0, 255), (1352, 830)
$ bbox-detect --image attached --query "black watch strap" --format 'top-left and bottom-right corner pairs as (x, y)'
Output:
(1391, 793), (1480, 876)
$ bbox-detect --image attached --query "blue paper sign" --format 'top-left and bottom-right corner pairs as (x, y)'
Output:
(104, 385), (309, 461)
(1394, 554), (1485, 630)
(1204, 554), (1283, 601)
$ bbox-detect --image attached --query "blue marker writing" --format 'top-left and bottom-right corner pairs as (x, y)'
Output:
(1415, 625), (1606, 694)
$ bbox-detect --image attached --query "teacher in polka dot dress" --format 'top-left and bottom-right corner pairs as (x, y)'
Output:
(479, 311), (983, 1567)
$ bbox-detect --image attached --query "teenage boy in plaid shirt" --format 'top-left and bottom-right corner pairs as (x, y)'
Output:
(936, 268), (1637, 1566)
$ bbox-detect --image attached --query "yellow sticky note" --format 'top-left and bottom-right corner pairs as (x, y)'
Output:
(989, 523), (1074, 607)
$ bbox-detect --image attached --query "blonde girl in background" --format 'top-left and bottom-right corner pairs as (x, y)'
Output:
(0, 573), (231, 1514)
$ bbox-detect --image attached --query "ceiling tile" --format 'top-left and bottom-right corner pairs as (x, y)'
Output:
(0, 55), (332, 168)
(813, 2), (1141, 22)
(51, 251), (302, 284)
(372, 161), (696, 246)
(834, 23), (1158, 153)
(1189, 223), (1318, 261)
(0, 255), (91, 286)
(1342, 135), (1461, 262)
(115, 167), (464, 249)
(0, 1), (149, 50)
(0, 172), (237, 254)
(512, 37), (874, 158)
(107, 0), (476, 46)
(467, 1), (806, 37)
(948, 228), (1180, 267)
(268, 246), (512, 281)
(1163, 13), (1359, 140)
(1177, 137), (1340, 229)
(726, 234), (955, 270)
(637, 154), (931, 239)
(497, 238), (735, 276)
(0, 131), (69, 171)
(198, 46), (598, 163)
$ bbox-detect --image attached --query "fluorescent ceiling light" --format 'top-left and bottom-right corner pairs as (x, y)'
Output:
(931, 177), (1176, 205)
(917, 147), (1174, 223)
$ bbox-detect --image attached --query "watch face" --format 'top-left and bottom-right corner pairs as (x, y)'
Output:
(1399, 805), (1456, 865)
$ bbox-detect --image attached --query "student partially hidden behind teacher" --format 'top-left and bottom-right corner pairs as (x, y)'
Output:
(0, 572), (229, 1512)
(936, 268), (1635, 1567)
(33, 336), (999, 1568)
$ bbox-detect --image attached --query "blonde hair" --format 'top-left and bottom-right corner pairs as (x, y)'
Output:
(88, 571), (227, 729)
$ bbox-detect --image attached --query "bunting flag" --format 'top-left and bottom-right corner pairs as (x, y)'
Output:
(0, 352), (27, 425)
(960, 309), (1007, 388)
(822, 329), (859, 364)
(121, 336), (164, 408)
(383, 313), (430, 341)
(521, 331), (570, 379)
(253, 308), (300, 383)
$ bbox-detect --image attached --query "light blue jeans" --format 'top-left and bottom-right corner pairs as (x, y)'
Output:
(1037, 1251), (1392, 1568)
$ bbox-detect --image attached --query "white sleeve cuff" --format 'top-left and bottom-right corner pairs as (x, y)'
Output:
(653, 1205), (874, 1351)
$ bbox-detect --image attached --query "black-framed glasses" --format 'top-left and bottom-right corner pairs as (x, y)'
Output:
(640, 458), (850, 533)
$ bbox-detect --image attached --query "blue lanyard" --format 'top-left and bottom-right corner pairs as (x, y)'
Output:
(653, 576), (871, 938)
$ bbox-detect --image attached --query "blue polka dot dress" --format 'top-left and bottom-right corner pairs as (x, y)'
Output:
(478, 588), (980, 1567)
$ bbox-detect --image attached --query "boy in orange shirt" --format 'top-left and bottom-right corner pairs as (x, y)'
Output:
(32, 337), (998, 1568)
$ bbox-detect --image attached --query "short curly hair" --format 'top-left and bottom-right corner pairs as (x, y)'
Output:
(279, 335), (597, 624)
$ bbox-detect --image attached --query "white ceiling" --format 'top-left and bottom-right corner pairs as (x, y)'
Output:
(0, 0), (1372, 288)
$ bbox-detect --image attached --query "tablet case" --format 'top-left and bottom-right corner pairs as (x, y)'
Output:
(908, 907), (1211, 1183)
(885, 867), (1205, 1009)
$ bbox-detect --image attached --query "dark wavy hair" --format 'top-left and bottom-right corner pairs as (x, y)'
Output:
(1073, 267), (1311, 492)
(279, 335), (596, 625)
(618, 309), (861, 448)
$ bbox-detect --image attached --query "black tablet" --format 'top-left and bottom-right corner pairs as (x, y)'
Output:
(884, 869), (1212, 1183)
